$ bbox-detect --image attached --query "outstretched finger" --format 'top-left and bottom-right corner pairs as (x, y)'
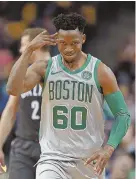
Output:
(44, 41), (57, 46)
(41, 30), (49, 35)
(43, 38), (56, 43)
(40, 40), (57, 47)
(95, 159), (106, 175)
(50, 33), (58, 38)
(97, 166), (105, 176)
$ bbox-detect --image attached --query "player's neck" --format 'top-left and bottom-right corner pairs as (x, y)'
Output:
(62, 52), (87, 71)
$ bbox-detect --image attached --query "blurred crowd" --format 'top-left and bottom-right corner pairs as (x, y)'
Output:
(103, 33), (135, 179)
(0, 1), (135, 179)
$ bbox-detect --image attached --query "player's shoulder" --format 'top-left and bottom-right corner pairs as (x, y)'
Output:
(91, 54), (99, 62)
(91, 54), (115, 82)
(90, 54), (111, 72)
(97, 61), (112, 76)
(89, 54), (102, 67)
(97, 59), (116, 87)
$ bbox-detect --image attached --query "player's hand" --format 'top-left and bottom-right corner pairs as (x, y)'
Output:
(0, 149), (5, 173)
(84, 145), (114, 176)
(27, 31), (58, 52)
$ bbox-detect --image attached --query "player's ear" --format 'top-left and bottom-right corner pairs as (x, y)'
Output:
(82, 34), (86, 44)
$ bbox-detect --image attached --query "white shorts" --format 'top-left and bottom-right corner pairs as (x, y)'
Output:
(36, 160), (105, 179)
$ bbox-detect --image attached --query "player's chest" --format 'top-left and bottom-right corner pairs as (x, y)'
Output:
(47, 77), (94, 103)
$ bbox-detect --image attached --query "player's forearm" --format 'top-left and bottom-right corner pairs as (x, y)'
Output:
(0, 110), (16, 149)
(6, 49), (33, 96)
(104, 91), (131, 149)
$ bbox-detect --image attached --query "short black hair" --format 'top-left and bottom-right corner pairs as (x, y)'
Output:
(53, 13), (86, 33)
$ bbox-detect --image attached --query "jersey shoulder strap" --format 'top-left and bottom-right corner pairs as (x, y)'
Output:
(86, 55), (102, 93)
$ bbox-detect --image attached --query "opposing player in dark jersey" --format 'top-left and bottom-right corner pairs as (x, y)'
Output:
(0, 28), (50, 179)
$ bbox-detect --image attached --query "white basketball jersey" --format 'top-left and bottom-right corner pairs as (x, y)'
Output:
(40, 54), (105, 163)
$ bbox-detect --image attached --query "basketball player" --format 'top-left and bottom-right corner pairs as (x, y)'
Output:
(6, 13), (131, 179)
(0, 28), (50, 179)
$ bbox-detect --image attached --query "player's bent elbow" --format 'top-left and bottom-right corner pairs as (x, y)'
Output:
(6, 87), (18, 96)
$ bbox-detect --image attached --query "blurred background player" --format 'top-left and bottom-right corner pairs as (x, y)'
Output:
(0, 28), (50, 179)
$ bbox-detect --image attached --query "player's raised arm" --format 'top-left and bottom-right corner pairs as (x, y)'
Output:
(6, 31), (57, 96)
(85, 62), (131, 175)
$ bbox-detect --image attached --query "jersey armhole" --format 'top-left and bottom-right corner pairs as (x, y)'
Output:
(94, 59), (103, 94)
(42, 58), (52, 93)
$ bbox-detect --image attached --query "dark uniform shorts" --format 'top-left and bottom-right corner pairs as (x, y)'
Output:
(8, 137), (41, 179)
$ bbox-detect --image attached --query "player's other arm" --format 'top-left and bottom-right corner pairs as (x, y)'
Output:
(0, 96), (19, 166)
(98, 62), (131, 151)
(85, 62), (131, 175)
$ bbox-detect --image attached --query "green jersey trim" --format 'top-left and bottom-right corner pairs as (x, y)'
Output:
(42, 58), (52, 93)
(58, 54), (91, 74)
(94, 59), (102, 93)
